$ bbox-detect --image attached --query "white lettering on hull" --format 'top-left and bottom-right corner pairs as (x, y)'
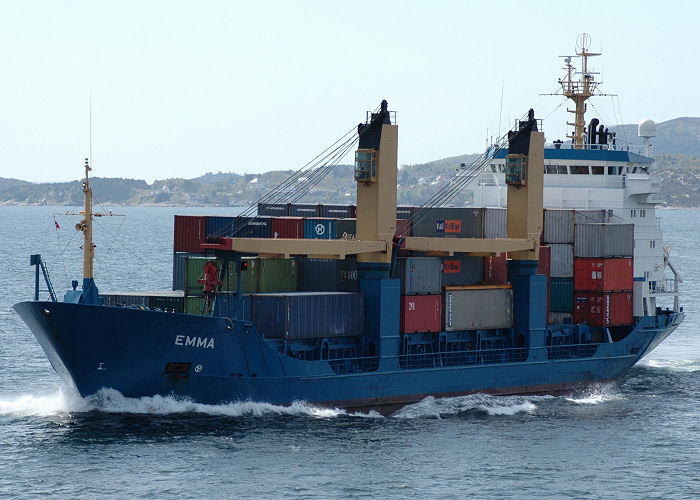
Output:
(174, 335), (215, 349)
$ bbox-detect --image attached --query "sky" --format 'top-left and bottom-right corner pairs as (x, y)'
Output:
(1, 0), (697, 183)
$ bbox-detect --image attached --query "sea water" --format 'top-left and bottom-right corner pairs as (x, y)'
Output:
(1, 206), (698, 499)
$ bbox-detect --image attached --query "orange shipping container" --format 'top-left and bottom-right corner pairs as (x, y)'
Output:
(574, 258), (633, 292)
(573, 291), (633, 326)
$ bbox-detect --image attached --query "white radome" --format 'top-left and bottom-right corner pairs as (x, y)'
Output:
(638, 118), (657, 138)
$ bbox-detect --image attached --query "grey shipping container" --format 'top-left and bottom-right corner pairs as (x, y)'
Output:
(549, 243), (574, 278)
(574, 223), (634, 258)
(548, 312), (573, 324)
(483, 208), (506, 238)
(288, 204), (318, 217)
(410, 207), (484, 238)
(441, 255), (482, 286)
(544, 209), (609, 243)
(297, 258), (360, 292)
(251, 292), (364, 339)
(394, 256), (442, 295)
(396, 206), (414, 219)
(319, 204), (355, 218)
(257, 203), (289, 217)
(444, 287), (513, 330)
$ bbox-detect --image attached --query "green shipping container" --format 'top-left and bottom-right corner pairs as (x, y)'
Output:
(336, 219), (357, 240)
(185, 296), (207, 315)
(550, 277), (574, 312)
(185, 256), (221, 296)
(258, 258), (298, 292)
(222, 258), (259, 293)
(150, 294), (185, 313)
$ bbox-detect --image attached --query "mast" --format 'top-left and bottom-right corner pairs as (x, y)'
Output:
(560, 33), (600, 149)
(75, 158), (99, 304)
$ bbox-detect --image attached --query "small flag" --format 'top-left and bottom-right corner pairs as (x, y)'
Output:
(54, 219), (60, 229)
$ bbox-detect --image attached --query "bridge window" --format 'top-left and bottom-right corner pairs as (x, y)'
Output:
(630, 209), (637, 218)
(591, 166), (604, 175)
(640, 209), (646, 217)
(570, 165), (589, 175)
(545, 165), (558, 174)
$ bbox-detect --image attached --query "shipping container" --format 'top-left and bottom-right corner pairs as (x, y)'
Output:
(574, 258), (633, 292)
(206, 216), (237, 238)
(213, 293), (251, 320)
(149, 291), (185, 313)
(400, 295), (442, 333)
(395, 256), (442, 295)
(221, 258), (259, 293)
(543, 209), (608, 244)
(549, 243), (574, 278)
(444, 287), (513, 330)
(574, 223), (634, 258)
(483, 208), (507, 238)
(101, 292), (151, 308)
(271, 217), (304, 239)
(184, 296), (206, 315)
(395, 219), (411, 238)
(548, 312), (573, 324)
(257, 202), (289, 217)
(319, 204), (356, 218)
(482, 254), (508, 285)
(336, 218), (357, 240)
(173, 215), (207, 253)
(173, 252), (203, 291)
(573, 291), (633, 326)
(288, 204), (318, 217)
(235, 216), (272, 238)
(304, 218), (337, 239)
(297, 257), (360, 292)
(396, 206), (414, 219)
(251, 292), (364, 339)
(258, 258), (298, 292)
(538, 246), (551, 276)
(550, 277), (574, 312)
(410, 207), (484, 238)
(441, 255), (482, 286)
(185, 256), (221, 296)
(336, 258), (360, 292)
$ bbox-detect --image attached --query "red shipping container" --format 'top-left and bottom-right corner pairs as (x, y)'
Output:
(395, 219), (411, 239)
(482, 254), (507, 285)
(400, 295), (442, 333)
(271, 217), (304, 239)
(538, 246), (551, 276)
(174, 215), (207, 253)
(573, 291), (633, 326)
(574, 258), (633, 292)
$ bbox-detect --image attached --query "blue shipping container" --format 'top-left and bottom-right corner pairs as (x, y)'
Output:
(206, 216), (237, 238)
(257, 202), (289, 217)
(304, 218), (337, 239)
(213, 293), (251, 320)
(297, 257), (360, 292)
(319, 204), (355, 218)
(235, 217), (272, 238)
(251, 292), (364, 339)
(289, 204), (318, 217)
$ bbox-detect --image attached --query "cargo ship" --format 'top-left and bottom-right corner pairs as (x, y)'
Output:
(14, 36), (683, 414)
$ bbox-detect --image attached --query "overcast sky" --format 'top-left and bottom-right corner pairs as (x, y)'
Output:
(1, 1), (696, 183)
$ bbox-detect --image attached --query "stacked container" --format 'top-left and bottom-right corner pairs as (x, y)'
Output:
(304, 218), (337, 239)
(174, 215), (207, 253)
(410, 207), (484, 238)
(336, 219), (357, 240)
(271, 217), (304, 238)
(441, 255), (482, 286)
(395, 256), (442, 333)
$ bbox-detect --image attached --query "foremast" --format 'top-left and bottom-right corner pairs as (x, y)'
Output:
(75, 158), (99, 304)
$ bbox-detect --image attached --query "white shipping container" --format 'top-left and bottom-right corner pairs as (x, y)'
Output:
(549, 243), (574, 278)
(483, 208), (507, 238)
(444, 287), (513, 331)
(574, 223), (634, 258)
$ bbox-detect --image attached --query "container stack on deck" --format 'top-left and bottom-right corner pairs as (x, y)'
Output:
(162, 205), (635, 334)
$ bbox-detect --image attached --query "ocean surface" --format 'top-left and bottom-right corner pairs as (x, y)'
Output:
(1, 206), (698, 499)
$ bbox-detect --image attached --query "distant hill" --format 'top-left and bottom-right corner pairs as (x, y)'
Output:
(2, 118), (700, 207)
(609, 117), (700, 156)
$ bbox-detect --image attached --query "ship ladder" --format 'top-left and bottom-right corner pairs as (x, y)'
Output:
(30, 254), (57, 302)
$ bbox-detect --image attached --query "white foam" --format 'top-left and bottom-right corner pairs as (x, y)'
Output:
(565, 384), (622, 405)
(393, 393), (540, 418)
(0, 387), (89, 417)
(0, 387), (355, 419)
(642, 359), (700, 372)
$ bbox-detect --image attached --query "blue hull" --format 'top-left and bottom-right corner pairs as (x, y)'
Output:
(13, 301), (683, 414)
